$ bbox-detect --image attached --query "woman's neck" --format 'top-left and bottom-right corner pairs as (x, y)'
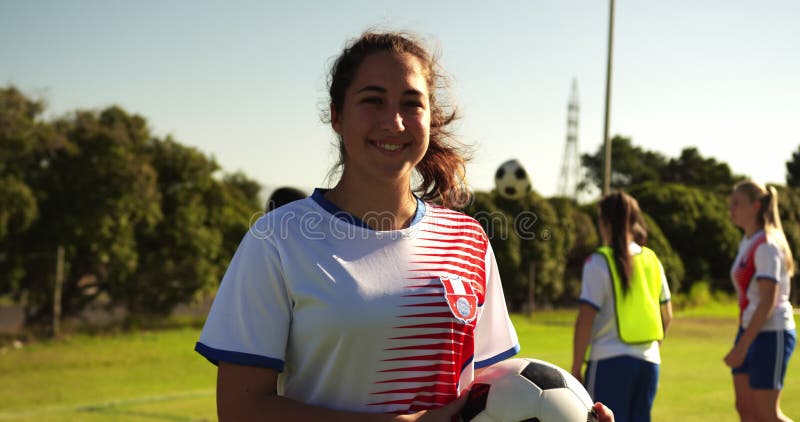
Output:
(325, 173), (417, 231)
(743, 223), (763, 238)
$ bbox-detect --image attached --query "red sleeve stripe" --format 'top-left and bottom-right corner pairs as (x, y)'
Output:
(375, 374), (453, 384)
(411, 259), (484, 273)
(388, 332), (470, 341)
(396, 312), (454, 319)
(370, 385), (456, 394)
(413, 253), (485, 267)
(418, 234), (486, 249)
(381, 352), (457, 362)
(400, 302), (448, 308)
(378, 364), (456, 373)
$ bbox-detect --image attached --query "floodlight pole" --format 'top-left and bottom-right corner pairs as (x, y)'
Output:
(602, 0), (616, 195)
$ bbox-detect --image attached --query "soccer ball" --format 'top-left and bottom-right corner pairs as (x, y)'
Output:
(495, 159), (531, 200)
(460, 358), (597, 422)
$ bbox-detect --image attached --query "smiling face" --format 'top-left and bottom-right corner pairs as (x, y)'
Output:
(330, 52), (431, 185)
(729, 189), (761, 230)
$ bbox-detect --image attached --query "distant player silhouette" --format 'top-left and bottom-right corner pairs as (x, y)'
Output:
(265, 187), (307, 213)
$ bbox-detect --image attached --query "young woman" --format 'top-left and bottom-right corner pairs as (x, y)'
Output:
(725, 181), (796, 422)
(572, 191), (672, 422)
(191, 31), (611, 422)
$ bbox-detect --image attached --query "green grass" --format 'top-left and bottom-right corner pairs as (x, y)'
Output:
(0, 309), (797, 421)
(513, 308), (800, 421)
(0, 328), (216, 421)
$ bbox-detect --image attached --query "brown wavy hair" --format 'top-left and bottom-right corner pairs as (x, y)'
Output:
(322, 31), (471, 209)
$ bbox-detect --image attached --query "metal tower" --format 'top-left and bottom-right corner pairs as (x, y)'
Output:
(557, 79), (580, 198)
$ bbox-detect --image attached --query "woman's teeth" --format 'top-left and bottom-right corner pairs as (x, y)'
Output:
(375, 142), (402, 151)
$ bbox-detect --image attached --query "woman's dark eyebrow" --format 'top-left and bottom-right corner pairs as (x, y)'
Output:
(357, 85), (386, 94)
(356, 85), (425, 97)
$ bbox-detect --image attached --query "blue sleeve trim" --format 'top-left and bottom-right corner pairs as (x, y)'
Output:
(579, 298), (601, 311)
(474, 344), (520, 369)
(194, 342), (285, 371)
(660, 298), (671, 304)
(755, 275), (779, 284)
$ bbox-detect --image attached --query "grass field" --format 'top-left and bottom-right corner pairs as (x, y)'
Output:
(0, 309), (797, 421)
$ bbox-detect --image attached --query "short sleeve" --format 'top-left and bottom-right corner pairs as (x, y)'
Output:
(754, 242), (782, 284)
(579, 254), (608, 310)
(195, 217), (292, 371)
(473, 242), (520, 368)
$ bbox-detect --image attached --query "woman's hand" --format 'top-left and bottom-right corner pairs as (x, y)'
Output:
(407, 393), (469, 422)
(593, 402), (615, 422)
(724, 345), (747, 368)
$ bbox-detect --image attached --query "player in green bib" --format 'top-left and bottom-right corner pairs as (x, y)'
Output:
(571, 191), (673, 422)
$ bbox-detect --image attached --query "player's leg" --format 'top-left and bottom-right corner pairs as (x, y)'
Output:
(732, 327), (756, 421)
(752, 389), (792, 422)
(733, 374), (756, 422)
(585, 356), (636, 422)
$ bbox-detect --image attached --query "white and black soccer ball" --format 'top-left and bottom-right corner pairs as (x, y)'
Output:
(495, 159), (532, 200)
(460, 358), (597, 422)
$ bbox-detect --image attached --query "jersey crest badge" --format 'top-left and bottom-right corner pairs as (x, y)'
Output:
(439, 275), (478, 324)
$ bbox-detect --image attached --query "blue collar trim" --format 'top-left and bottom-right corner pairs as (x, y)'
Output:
(311, 188), (426, 230)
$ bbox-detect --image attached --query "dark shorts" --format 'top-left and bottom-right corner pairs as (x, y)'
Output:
(731, 327), (796, 390)
(585, 355), (659, 422)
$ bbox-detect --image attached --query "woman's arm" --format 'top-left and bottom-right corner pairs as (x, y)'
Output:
(661, 301), (673, 336)
(571, 303), (598, 381)
(217, 363), (466, 422)
(723, 279), (778, 368)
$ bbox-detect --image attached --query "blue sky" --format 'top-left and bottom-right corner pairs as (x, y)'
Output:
(2, 1), (798, 199)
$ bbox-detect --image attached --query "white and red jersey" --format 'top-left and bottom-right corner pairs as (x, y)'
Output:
(196, 189), (519, 414)
(731, 229), (795, 331)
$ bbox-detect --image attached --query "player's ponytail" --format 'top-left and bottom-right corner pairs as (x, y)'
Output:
(734, 181), (795, 276)
(599, 191), (644, 294)
(323, 31), (472, 209)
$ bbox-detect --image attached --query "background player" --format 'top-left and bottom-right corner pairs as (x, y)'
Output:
(725, 181), (796, 422)
(572, 191), (672, 422)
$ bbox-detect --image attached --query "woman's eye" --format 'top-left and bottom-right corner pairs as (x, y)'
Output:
(405, 101), (424, 109)
(361, 97), (382, 105)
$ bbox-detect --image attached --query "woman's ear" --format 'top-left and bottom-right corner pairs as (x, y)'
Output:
(330, 103), (342, 135)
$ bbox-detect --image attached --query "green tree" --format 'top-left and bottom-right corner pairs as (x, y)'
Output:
(773, 186), (800, 304)
(581, 136), (668, 191)
(662, 147), (742, 193)
(786, 145), (800, 188)
(0, 88), (266, 325)
(20, 106), (162, 323)
(127, 138), (261, 316)
(629, 182), (739, 291)
(0, 87), (68, 310)
(581, 138), (742, 193)
(549, 197), (599, 302)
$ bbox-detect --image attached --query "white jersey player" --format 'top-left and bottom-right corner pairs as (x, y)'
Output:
(196, 30), (616, 422)
(726, 180), (796, 422)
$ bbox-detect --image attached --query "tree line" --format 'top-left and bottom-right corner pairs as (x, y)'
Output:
(1, 87), (261, 327)
(2, 86), (799, 325)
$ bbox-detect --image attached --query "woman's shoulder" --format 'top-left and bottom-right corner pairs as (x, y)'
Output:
(756, 238), (783, 258)
(583, 252), (607, 270)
